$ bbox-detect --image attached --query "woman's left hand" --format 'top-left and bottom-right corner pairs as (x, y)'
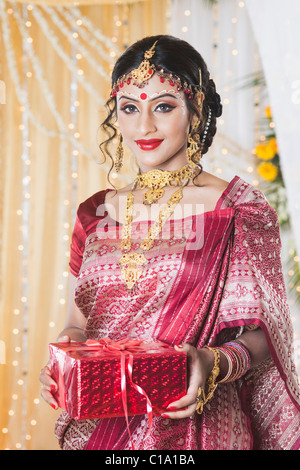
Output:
(161, 343), (214, 419)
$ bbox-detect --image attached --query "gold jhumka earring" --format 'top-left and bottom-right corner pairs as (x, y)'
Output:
(187, 69), (204, 166)
(187, 121), (201, 165)
(115, 134), (124, 173)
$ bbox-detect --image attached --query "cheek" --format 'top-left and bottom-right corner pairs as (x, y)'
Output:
(168, 112), (190, 140)
(117, 114), (133, 140)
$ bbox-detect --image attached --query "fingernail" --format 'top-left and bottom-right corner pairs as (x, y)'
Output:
(167, 406), (177, 410)
(51, 385), (56, 392)
(175, 344), (183, 348)
(51, 404), (57, 410)
(161, 413), (169, 418)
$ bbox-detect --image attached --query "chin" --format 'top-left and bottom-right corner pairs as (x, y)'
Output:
(137, 153), (187, 172)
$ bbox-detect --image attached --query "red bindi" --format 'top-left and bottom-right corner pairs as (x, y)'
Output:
(140, 93), (148, 100)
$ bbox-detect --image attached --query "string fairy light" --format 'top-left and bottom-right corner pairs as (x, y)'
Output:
(4, 1), (132, 182)
(0, 3), (110, 164)
(38, 5), (112, 81)
(65, 5), (121, 56)
(27, 6), (106, 106)
(2, 2), (33, 449)
(0, 9), (132, 447)
(56, 7), (118, 64)
(0, 0), (161, 449)
(52, 21), (81, 331)
(0, 11), (3, 314)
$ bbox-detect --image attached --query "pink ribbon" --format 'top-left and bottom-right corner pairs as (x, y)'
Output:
(85, 337), (154, 449)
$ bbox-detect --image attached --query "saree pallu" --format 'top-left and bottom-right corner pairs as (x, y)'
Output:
(54, 176), (300, 450)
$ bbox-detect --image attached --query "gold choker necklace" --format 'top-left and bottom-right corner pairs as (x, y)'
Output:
(136, 163), (196, 205)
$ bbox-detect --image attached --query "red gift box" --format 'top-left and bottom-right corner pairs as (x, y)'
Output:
(49, 337), (187, 421)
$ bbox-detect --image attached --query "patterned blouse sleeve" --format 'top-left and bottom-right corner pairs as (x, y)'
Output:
(69, 209), (87, 277)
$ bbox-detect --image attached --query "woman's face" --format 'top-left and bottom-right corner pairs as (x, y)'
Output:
(116, 73), (192, 173)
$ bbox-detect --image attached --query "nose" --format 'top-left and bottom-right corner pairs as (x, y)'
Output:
(137, 108), (157, 136)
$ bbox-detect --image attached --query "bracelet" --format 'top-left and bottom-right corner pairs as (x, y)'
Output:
(216, 341), (251, 383)
(196, 346), (220, 415)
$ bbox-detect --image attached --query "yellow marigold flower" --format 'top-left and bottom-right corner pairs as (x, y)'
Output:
(265, 106), (272, 119)
(255, 141), (275, 160)
(268, 137), (278, 154)
(257, 162), (278, 181)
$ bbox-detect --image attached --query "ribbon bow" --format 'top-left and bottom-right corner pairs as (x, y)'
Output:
(86, 337), (153, 449)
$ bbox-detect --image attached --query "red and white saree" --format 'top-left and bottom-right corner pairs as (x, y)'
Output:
(54, 176), (300, 450)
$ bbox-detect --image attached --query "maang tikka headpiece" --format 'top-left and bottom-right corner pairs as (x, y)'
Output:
(111, 40), (195, 99)
(130, 40), (158, 86)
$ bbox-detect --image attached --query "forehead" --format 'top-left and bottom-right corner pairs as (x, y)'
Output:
(116, 73), (186, 102)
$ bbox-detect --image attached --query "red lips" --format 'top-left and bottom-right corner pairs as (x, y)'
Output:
(135, 139), (164, 151)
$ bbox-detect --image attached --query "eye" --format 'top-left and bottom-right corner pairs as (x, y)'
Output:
(120, 103), (138, 114)
(155, 103), (176, 113)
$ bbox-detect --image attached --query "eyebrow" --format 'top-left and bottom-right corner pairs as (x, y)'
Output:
(118, 93), (179, 103)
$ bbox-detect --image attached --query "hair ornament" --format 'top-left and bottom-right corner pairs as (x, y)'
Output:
(130, 40), (158, 87)
(201, 107), (212, 149)
(110, 41), (201, 100)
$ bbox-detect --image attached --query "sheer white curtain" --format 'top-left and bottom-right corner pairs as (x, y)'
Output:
(170, 0), (300, 369)
(170, 0), (300, 261)
(245, 0), (300, 265)
(170, 0), (262, 184)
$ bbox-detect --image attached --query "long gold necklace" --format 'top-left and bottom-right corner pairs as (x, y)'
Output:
(119, 172), (191, 289)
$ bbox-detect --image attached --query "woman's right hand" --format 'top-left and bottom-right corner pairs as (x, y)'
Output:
(39, 335), (70, 410)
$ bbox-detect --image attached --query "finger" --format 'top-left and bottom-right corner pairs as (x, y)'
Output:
(171, 343), (204, 412)
(174, 343), (197, 358)
(174, 342), (203, 393)
(40, 386), (59, 410)
(57, 335), (70, 343)
(39, 375), (57, 393)
(166, 394), (195, 411)
(162, 401), (197, 420)
(39, 363), (57, 391)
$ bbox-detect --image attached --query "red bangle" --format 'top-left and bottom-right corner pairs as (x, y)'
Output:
(216, 341), (251, 383)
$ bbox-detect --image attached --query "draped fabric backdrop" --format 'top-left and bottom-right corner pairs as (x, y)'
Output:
(0, 0), (170, 450)
(170, 0), (300, 382)
(244, 0), (300, 393)
(0, 0), (299, 450)
(245, 0), (300, 267)
(171, 0), (260, 185)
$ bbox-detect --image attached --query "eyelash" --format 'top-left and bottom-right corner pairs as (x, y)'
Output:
(120, 103), (176, 114)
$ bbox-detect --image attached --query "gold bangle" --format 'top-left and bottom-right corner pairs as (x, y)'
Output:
(196, 346), (220, 415)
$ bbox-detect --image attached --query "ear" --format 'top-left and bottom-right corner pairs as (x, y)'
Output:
(199, 90), (204, 108)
